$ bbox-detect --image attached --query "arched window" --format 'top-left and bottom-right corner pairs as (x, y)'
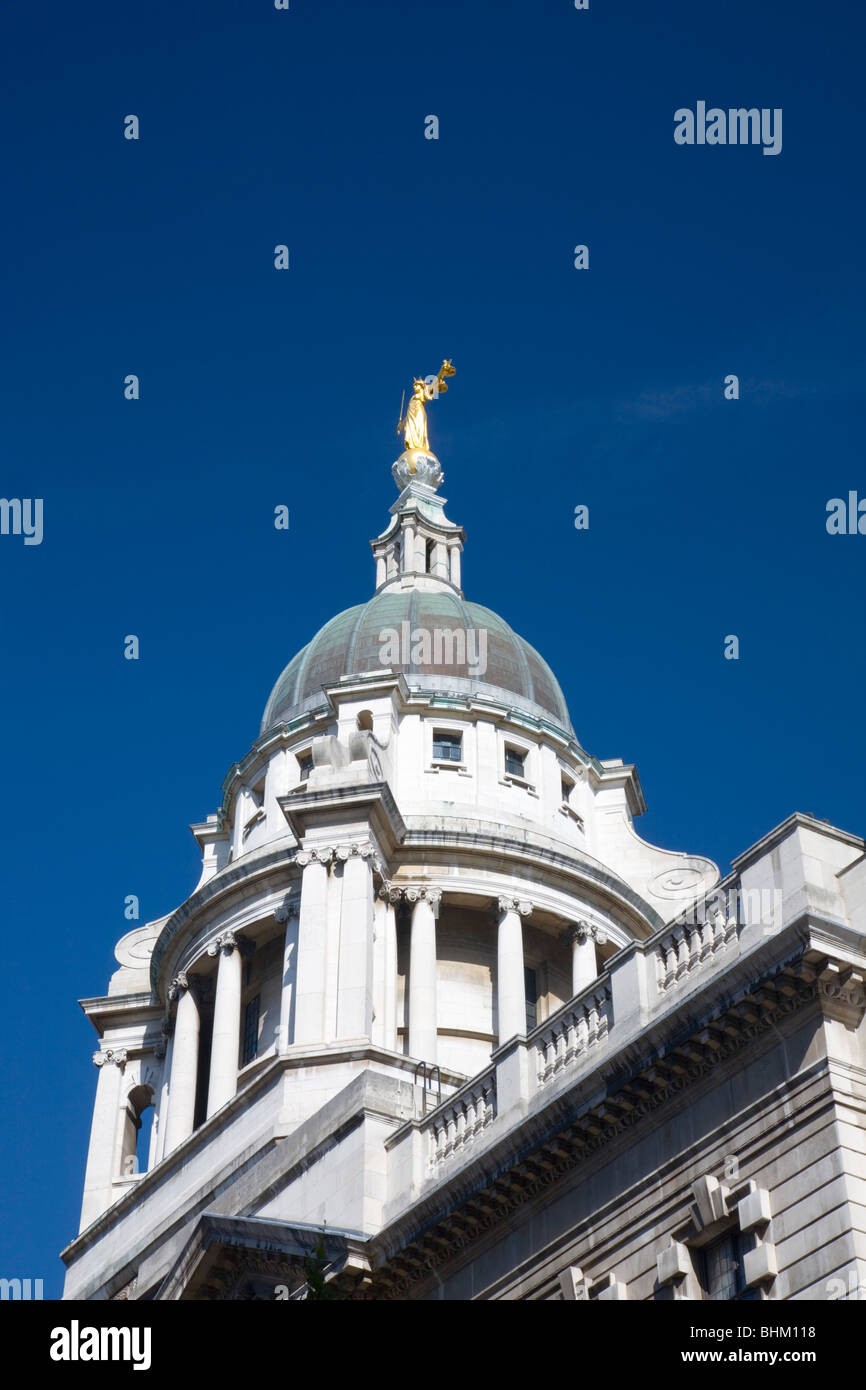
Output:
(119, 1083), (155, 1177)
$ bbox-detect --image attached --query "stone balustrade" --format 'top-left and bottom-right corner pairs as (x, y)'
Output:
(653, 890), (737, 996)
(426, 1068), (496, 1170)
(395, 893), (749, 1187)
(535, 984), (611, 1089)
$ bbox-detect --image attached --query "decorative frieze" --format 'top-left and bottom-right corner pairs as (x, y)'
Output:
(296, 841), (376, 868)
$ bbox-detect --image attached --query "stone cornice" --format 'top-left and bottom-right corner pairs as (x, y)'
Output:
(399, 821), (665, 935)
(79, 993), (162, 1037)
(730, 811), (865, 874)
(279, 780), (406, 861)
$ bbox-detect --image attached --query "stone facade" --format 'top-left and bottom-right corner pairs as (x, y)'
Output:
(62, 463), (866, 1302)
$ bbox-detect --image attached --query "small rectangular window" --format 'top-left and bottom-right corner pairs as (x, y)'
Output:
(432, 731), (462, 762)
(524, 967), (537, 1032)
(505, 746), (526, 779)
(297, 752), (313, 782)
(700, 1233), (745, 1301)
(242, 995), (260, 1067)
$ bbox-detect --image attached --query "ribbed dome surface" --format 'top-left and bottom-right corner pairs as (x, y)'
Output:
(261, 590), (573, 735)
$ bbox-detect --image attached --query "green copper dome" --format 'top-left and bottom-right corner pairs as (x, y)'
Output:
(261, 590), (573, 737)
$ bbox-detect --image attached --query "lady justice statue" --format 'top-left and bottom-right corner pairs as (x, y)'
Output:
(393, 359), (456, 491)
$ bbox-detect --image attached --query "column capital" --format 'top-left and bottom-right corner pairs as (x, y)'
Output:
(334, 840), (376, 862)
(296, 847), (333, 868)
(168, 971), (191, 1002)
(405, 885), (442, 909)
(378, 883), (404, 903)
(274, 895), (300, 925)
(206, 930), (254, 958)
(297, 841), (376, 869)
(561, 919), (607, 948)
(498, 895), (532, 918)
(93, 1047), (127, 1070)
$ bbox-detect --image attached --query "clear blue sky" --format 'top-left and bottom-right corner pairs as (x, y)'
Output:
(1, 0), (864, 1296)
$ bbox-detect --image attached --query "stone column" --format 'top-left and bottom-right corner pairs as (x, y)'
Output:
(384, 892), (399, 1051)
(336, 844), (375, 1040)
(449, 545), (462, 589)
(293, 848), (332, 1044)
(497, 897), (531, 1044)
(79, 1047), (128, 1230)
(206, 932), (247, 1118)
(152, 1026), (173, 1165)
(163, 975), (201, 1154)
(375, 553), (386, 588)
(408, 887), (440, 1062)
(432, 540), (449, 580)
(402, 522), (415, 574)
(275, 897), (300, 1052)
(563, 921), (605, 995)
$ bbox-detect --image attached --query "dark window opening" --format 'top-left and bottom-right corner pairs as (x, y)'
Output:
(433, 732), (462, 762)
(297, 752), (313, 782)
(700, 1232), (746, 1301)
(505, 747), (526, 779)
(242, 995), (261, 1067)
(524, 967), (538, 1032)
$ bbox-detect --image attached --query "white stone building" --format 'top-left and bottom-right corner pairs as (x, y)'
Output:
(62, 453), (866, 1301)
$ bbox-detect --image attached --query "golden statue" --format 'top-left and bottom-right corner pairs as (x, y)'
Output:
(397, 360), (456, 456)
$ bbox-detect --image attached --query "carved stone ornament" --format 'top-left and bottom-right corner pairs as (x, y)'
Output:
(561, 919), (607, 948)
(405, 886), (443, 907)
(93, 1048), (127, 1069)
(274, 895), (300, 925)
(497, 896), (532, 917)
(296, 841), (375, 869)
(206, 930), (254, 959)
(168, 971), (189, 1002)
